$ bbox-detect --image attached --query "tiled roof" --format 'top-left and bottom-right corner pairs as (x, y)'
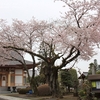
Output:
(0, 60), (36, 69)
(0, 51), (38, 69)
(4, 60), (33, 65)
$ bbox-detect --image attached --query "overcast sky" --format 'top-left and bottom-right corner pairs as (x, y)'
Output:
(0, 0), (66, 22)
(0, 0), (100, 73)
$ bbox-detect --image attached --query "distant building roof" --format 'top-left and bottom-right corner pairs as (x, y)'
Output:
(78, 72), (88, 79)
(83, 72), (88, 76)
(78, 74), (86, 79)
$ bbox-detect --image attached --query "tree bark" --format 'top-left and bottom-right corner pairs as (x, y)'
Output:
(47, 67), (61, 98)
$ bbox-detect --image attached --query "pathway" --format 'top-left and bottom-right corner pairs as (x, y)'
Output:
(0, 94), (78, 100)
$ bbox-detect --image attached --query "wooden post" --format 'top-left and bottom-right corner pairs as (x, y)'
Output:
(8, 72), (11, 86)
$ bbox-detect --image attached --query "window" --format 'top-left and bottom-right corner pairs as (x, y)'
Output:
(92, 81), (96, 88)
(2, 76), (5, 81)
(96, 81), (100, 89)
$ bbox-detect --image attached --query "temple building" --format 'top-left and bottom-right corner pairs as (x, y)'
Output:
(0, 60), (34, 87)
(0, 60), (35, 92)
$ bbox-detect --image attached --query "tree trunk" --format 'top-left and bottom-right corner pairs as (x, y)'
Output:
(44, 64), (62, 98)
(68, 86), (70, 93)
(30, 78), (38, 95)
(48, 68), (62, 98)
(26, 67), (38, 96)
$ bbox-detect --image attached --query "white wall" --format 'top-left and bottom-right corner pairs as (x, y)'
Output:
(15, 76), (23, 86)
(15, 69), (23, 86)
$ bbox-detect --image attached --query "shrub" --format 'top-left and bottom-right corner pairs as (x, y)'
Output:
(18, 88), (32, 94)
(37, 84), (51, 96)
(78, 90), (86, 97)
(17, 84), (51, 95)
(17, 88), (21, 92)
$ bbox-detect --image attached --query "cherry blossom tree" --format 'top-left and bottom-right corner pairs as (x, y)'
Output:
(0, 0), (100, 97)
(0, 18), (48, 95)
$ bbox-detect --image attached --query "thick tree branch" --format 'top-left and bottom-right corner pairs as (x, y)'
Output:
(58, 48), (80, 69)
(3, 46), (48, 63)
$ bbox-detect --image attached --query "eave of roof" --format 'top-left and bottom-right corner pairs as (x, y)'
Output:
(88, 74), (100, 80)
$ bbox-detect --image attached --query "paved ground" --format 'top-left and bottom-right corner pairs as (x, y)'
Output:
(0, 98), (8, 100)
(0, 93), (78, 100)
(0, 95), (30, 100)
